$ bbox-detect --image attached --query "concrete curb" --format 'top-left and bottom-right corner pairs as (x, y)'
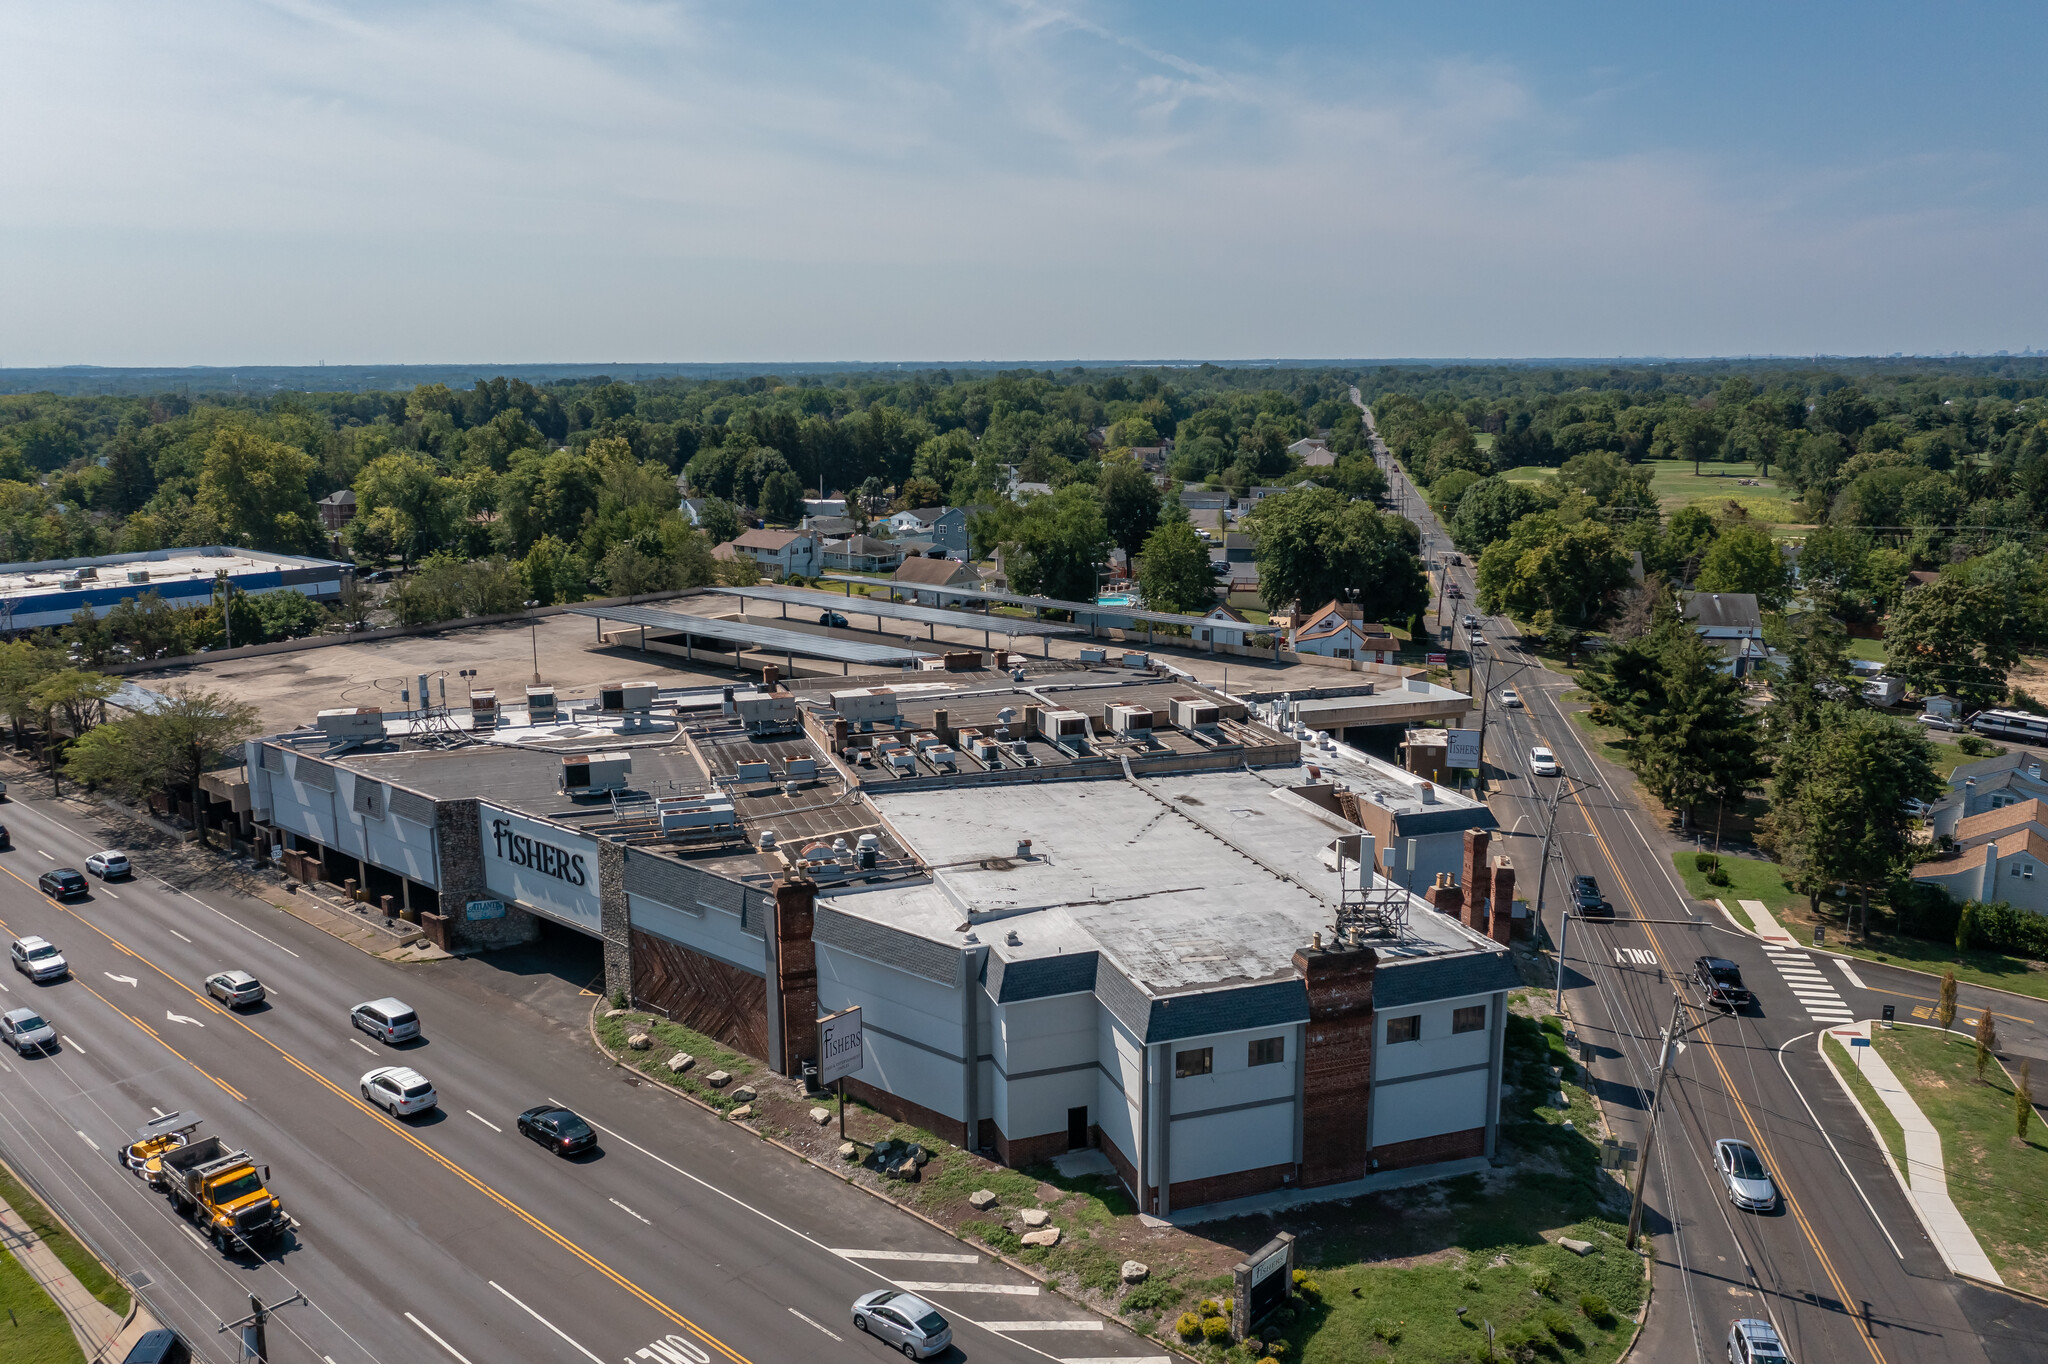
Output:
(583, 1001), (1201, 1363)
(1813, 1029), (1915, 1209)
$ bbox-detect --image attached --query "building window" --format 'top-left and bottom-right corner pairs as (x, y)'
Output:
(1453, 1005), (1488, 1034)
(1248, 1036), (1285, 1067)
(1386, 1015), (1420, 1045)
(1175, 1047), (1213, 1078)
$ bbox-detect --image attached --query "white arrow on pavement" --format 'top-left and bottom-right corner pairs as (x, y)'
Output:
(164, 1011), (205, 1028)
(103, 972), (138, 987)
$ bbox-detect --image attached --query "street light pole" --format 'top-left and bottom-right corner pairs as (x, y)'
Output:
(1537, 774), (1597, 1011)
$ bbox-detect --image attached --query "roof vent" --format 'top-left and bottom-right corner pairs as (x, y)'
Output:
(758, 830), (778, 849)
(1016, 838), (1033, 859)
(1004, 930), (1022, 947)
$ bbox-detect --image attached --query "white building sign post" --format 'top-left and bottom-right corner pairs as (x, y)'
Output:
(818, 1007), (865, 1140)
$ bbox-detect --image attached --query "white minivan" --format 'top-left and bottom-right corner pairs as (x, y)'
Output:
(350, 998), (420, 1045)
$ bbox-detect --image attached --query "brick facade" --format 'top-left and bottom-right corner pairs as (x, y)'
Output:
(1169, 1161), (1292, 1211)
(1488, 858), (1516, 945)
(1374, 1124), (1486, 1171)
(1423, 872), (1463, 920)
(1099, 1130), (1139, 1203)
(842, 1075), (967, 1146)
(996, 1127), (1075, 1170)
(1293, 940), (1377, 1188)
(1459, 829), (1492, 930)
(773, 875), (820, 1078)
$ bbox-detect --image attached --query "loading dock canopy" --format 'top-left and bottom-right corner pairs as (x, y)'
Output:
(713, 584), (1079, 636)
(826, 574), (1244, 632)
(566, 603), (936, 667)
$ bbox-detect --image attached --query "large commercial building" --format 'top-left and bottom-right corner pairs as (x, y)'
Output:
(0, 547), (351, 633)
(246, 659), (1523, 1214)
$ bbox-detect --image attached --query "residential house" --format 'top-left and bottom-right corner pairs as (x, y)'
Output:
(890, 555), (981, 604)
(318, 489), (357, 532)
(802, 514), (859, 539)
(1290, 601), (1400, 663)
(1128, 445), (1169, 472)
(820, 535), (906, 574)
(805, 496), (848, 519)
(1289, 438), (1335, 468)
(1680, 591), (1767, 677)
(1928, 753), (2048, 840)
(1194, 605), (1255, 646)
(887, 506), (971, 559)
(1913, 825), (2048, 914)
(712, 528), (818, 579)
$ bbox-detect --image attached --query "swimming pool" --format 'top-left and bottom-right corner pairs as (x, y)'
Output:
(1095, 594), (1135, 607)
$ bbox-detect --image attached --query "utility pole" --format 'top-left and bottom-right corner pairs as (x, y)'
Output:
(220, 1291), (304, 1361)
(1627, 992), (1700, 1250)
(1538, 775), (1598, 1011)
(1473, 646), (1492, 797)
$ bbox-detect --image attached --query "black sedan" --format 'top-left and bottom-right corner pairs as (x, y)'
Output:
(516, 1105), (596, 1156)
(38, 869), (87, 900)
(1695, 956), (1752, 1010)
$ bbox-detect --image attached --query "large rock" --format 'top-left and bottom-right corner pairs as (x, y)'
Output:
(838, 1141), (860, 1161)
(730, 1104), (753, 1120)
(1550, 1091), (1569, 1109)
(888, 1158), (921, 1182)
(705, 1070), (732, 1088)
(1018, 1208), (1050, 1227)
(626, 1032), (652, 1051)
(731, 1084), (758, 1103)
(667, 1052), (695, 1074)
(810, 1106), (833, 1126)
(1559, 1237), (1595, 1256)
(605, 1008), (632, 1019)
(1121, 1260), (1149, 1285)
(1020, 1227), (1060, 1248)
(968, 1189), (999, 1211)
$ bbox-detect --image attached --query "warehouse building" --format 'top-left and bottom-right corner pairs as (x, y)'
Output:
(245, 662), (1521, 1214)
(0, 546), (351, 633)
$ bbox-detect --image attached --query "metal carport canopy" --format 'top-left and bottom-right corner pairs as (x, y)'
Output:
(824, 574), (1238, 632)
(713, 583), (1079, 644)
(566, 603), (937, 670)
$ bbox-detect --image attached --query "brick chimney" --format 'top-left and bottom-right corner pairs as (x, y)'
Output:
(1292, 940), (1377, 1188)
(1423, 871), (1464, 921)
(1460, 829), (1492, 931)
(1488, 857), (1517, 945)
(773, 874), (819, 1078)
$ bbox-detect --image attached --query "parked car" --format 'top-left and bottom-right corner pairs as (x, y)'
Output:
(852, 1289), (953, 1359)
(85, 850), (131, 879)
(1500, 687), (1523, 708)
(1528, 746), (1560, 777)
(38, 868), (88, 900)
(1728, 1316), (1792, 1363)
(1695, 956), (1752, 1010)
(1915, 712), (1964, 733)
(0, 1007), (56, 1055)
(204, 970), (266, 1008)
(121, 1328), (192, 1364)
(360, 1066), (438, 1116)
(1715, 1138), (1777, 1211)
(349, 998), (420, 1045)
(10, 936), (69, 982)
(516, 1105), (596, 1155)
(818, 611), (850, 629)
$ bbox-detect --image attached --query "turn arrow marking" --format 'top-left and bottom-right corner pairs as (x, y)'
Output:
(164, 1011), (205, 1028)
(104, 972), (138, 987)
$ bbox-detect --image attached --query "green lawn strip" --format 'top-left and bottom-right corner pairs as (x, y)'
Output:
(1721, 899), (1758, 933)
(592, 1010), (758, 1111)
(1566, 704), (1634, 771)
(0, 1161), (127, 1317)
(1766, 909), (2048, 1004)
(1668, 849), (1799, 915)
(0, 1244), (85, 1364)
(1821, 1035), (1908, 1174)
(1845, 636), (1886, 663)
(1876, 1026), (2048, 1295)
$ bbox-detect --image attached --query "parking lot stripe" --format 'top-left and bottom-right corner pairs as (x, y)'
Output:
(833, 1249), (981, 1263)
(981, 1321), (1103, 1332)
(895, 1282), (1040, 1295)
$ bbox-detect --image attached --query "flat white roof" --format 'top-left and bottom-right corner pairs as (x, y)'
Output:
(0, 547), (344, 598)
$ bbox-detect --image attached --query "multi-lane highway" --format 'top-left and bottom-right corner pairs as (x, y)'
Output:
(0, 793), (1165, 1364)
(1358, 389), (2048, 1364)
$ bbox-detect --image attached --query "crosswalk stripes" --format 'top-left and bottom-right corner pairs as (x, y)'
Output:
(1762, 944), (1856, 1021)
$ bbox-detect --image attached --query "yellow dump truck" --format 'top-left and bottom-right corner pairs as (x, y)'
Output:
(158, 1132), (286, 1253)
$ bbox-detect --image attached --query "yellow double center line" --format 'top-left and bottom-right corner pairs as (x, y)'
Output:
(3, 864), (755, 1364)
(1555, 775), (1890, 1364)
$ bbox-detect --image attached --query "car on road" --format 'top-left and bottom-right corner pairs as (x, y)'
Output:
(361, 1065), (438, 1116)
(1728, 1316), (1791, 1363)
(516, 1105), (596, 1155)
(818, 611), (851, 629)
(1468, 632), (1486, 649)
(38, 868), (88, 899)
(1695, 956), (1752, 1010)
(1571, 874), (1601, 905)
(120, 1327), (192, 1364)
(1500, 687), (1522, 708)
(1528, 746), (1560, 777)
(1462, 614), (1479, 630)
(85, 850), (131, 879)
(852, 1289), (953, 1359)
(0, 1007), (56, 1055)
(349, 997), (420, 1045)
(1570, 875), (1614, 918)
(204, 970), (266, 1008)
(1446, 583), (1463, 598)
(0, 822), (11, 848)
(1715, 1138), (1777, 1212)
(10, 936), (69, 981)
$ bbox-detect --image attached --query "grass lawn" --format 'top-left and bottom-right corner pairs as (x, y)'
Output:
(1845, 636), (1886, 663)
(0, 1162), (126, 1318)
(0, 1245), (83, 1364)
(1874, 1026), (2048, 1295)
(1669, 850), (1800, 916)
(1492, 460), (1802, 523)
(1822, 1034), (1907, 1173)
(592, 1009), (760, 1112)
(1565, 701), (1634, 771)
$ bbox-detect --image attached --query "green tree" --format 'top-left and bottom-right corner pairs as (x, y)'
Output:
(250, 590), (325, 641)
(2017, 1061), (2034, 1140)
(0, 641), (55, 753)
(64, 606), (114, 668)
(599, 542), (677, 597)
(758, 469), (805, 525)
(1975, 1009), (2000, 1084)
(349, 453), (454, 566)
(499, 447), (600, 551)
(1099, 456), (1162, 561)
(196, 427), (320, 552)
(1695, 521), (1792, 609)
(1760, 611), (1857, 751)
(1474, 515), (1633, 627)
(1447, 477), (1542, 553)
(1937, 968), (1958, 1034)
(1136, 518), (1217, 616)
(1883, 580), (2020, 710)
(30, 668), (120, 795)
(972, 484), (1112, 603)
(695, 498), (742, 546)
(63, 684), (260, 850)
(1243, 486), (1427, 622)
(390, 555), (527, 625)
(103, 591), (187, 659)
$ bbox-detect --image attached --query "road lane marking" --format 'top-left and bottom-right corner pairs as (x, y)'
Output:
(896, 1281), (1039, 1295)
(981, 1320), (1102, 1331)
(788, 1308), (841, 1341)
(168, 929), (192, 943)
(36, 850), (50, 859)
(152, 877), (303, 957)
(489, 1280), (605, 1364)
(405, 1311), (478, 1364)
(163, 1011), (204, 1028)
(75, 1128), (98, 1151)
(150, 1106), (164, 1116)
(103, 972), (138, 986)
(61, 1036), (86, 1054)
(833, 1249), (980, 1263)
(183, 1227), (209, 1251)
(100, 888), (119, 900)
(1836, 959), (1868, 989)
(350, 1038), (375, 1053)
(610, 1197), (651, 1224)
(466, 1110), (501, 1132)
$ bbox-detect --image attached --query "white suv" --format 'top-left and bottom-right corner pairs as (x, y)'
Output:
(360, 1066), (438, 1116)
(1529, 746), (1560, 777)
(10, 936), (68, 981)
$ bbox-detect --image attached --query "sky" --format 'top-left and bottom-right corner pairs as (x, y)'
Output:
(4, 1), (2046, 365)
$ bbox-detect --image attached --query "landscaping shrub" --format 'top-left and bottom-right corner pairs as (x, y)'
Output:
(1197, 1298), (1222, 1316)
(1202, 1316), (1232, 1342)
(1579, 1292), (1612, 1324)
(1529, 1266), (1555, 1297)
(1371, 1318), (1403, 1343)
(1957, 735), (1992, 757)
(1694, 851), (1719, 873)
(1175, 1312), (1201, 1339)
(1265, 1341), (1289, 1358)
(1542, 1307), (1581, 1346)
(1122, 1274), (1182, 1315)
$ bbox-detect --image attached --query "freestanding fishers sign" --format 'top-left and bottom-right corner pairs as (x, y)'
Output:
(817, 1007), (865, 1138)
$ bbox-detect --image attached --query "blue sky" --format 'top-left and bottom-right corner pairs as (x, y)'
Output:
(4, 1), (2044, 364)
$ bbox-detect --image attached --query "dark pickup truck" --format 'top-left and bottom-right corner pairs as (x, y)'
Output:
(1695, 956), (1751, 1010)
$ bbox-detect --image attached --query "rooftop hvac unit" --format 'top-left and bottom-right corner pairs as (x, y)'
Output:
(126, 569), (151, 585)
(784, 756), (817, 780)
(734, 693), (799, 731)
(910, 732), (943, 752)
(559, 750), (632, 794)
(1121, 652), (1149, 669)
(525, 686), (558, 723)
(1078, 648), (1107, 665)
(887, 748), (918, 771)
(75, 566), (98, 580)
(1169, 696), (1222, 729)
(733, 760), (773, 782)
(1009, 738), (1031, 756)
(657, 793), (737, 834)
(469, 691), (499, 728)
(969, 738), (1000, 762)
(925, 745), (957, 771)
(1105, 703), (1152, 736)
(1044, 709), (1089, 740)
(313, 707), (386, 742)
(831, 687), (900, 724)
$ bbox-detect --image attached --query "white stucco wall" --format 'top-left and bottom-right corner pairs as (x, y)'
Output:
(990, 993), (1100, 1141)
(1370, 991), (1498, 1149)
(1165, 1023), (1299, 1182)
(1096, 1009), (1143, 1169)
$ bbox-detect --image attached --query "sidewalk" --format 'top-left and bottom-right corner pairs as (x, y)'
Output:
(1822, 1020), (2002, 1283)
(0, 1190), (158, 1361)
(1736, 897), (1799, 947)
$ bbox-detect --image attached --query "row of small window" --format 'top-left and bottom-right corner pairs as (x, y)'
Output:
(1387, 1004), (1488, 1045)
(1169, 1005), (1487, 1078)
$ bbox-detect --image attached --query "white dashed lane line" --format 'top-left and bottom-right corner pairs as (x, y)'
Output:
(1836, 958), (1869, 990)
